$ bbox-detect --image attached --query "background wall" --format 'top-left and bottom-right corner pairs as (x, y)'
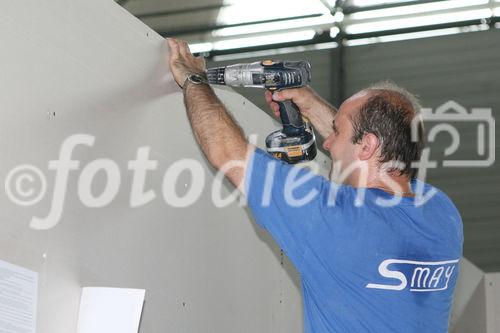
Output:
(0, 1), (331, 332)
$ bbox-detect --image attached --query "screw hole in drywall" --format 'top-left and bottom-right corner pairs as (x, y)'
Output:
(46, 109), (56, 119)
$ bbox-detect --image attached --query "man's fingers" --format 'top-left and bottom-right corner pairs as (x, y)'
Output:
(166, 38), (174, 48)
(178, 39), (191, 58)
(195, 56), (206, 67)
(166, 38), (180, 60)
(272, 102), (280, 116)
(264, 91), (280, 117)
(272, 89), (296, 102)
(273, 87), (309, 102)
(268, 101), (279, 117)
(272, 90), (287, 102)
(264, 90), (273, 104)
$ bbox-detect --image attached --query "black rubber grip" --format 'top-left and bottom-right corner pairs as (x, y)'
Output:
(278, 100), (304, 136)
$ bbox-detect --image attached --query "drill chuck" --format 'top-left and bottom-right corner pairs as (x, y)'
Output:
(206, 67), (226, 85)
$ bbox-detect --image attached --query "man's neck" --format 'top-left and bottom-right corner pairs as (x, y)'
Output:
(367, 177), (414, 197)
(349, 171), (414, 197)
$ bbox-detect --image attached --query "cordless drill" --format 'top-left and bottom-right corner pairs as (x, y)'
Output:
(206, 60), (317, 164)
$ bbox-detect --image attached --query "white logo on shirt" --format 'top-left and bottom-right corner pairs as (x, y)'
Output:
(366, 259), (460, 292)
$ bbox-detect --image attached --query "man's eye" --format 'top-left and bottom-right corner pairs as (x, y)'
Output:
(332, 123), (338, 134)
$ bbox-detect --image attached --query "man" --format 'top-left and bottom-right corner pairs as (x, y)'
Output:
(166, 38), (463, 332)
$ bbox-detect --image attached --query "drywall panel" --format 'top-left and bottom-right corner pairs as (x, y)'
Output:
(0, 1), (331, 332)
(485, 273), (500, 333)
(452, 272), (500, 333)
(450, 258), (485, 330)
(452, 276), (488, 333)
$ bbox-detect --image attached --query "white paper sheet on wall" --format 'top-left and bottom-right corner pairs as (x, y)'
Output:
(0, 259), (38, 333)
(77, 287), (145, 333)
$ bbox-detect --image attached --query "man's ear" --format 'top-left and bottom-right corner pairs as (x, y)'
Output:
(357, 133), (380, 161)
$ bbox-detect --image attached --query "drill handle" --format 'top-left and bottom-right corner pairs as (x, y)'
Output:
(278, 100), (305, 137)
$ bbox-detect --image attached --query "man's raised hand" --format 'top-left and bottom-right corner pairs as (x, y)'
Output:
(166, 38), (206, 88)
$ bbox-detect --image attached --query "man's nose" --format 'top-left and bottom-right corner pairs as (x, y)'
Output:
(323, 135), (332, 151)
(322, 141), (329, 151)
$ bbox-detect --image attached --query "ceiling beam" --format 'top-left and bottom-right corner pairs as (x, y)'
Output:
(344, 18), (487, 39)
(343, 0), (449, 15)
(202, 30), (333, 57)
(157, 13), (324, 37)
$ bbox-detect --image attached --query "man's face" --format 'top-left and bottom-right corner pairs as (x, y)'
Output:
(322, 91), (371, 184)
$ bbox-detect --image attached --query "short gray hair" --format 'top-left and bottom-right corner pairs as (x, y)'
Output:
(350, 80), (425, 178)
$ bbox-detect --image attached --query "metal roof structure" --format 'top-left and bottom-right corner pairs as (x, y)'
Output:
(120, 0), (500, 55)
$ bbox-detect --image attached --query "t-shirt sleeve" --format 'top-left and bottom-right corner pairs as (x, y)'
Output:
(245, 148), (330, 271)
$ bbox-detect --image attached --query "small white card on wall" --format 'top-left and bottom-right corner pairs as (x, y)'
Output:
(0, 259), (38, 333)
(77, 287), (145, 333)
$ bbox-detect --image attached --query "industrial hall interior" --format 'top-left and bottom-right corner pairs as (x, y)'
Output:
(0, 0), (499, 332)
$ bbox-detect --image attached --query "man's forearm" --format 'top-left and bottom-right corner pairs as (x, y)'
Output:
(304, 91), (338, 140)
(183, 83), (249, 172)
(272, 87), (337, 140)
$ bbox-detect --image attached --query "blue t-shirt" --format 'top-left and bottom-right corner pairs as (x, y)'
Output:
(245, 148), (463, 333)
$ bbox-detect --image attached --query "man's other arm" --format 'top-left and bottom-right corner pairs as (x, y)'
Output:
(265, 87), (337, 140)
(167, 38), (253, 191)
